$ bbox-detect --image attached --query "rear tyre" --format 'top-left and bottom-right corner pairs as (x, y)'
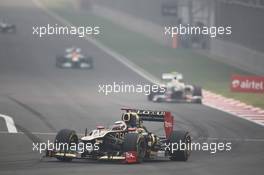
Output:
(147, 91), (154, 101)
(192, 86), (202, 104)
(123, 133), (146, 163)
(54, 129), (78, 162)
(155, 97), (162, 103)
(168, 130), (191, 161)
(89, 58), (93, 69)
(82, 57), (93, 69)
(195, 99), (202, 104)
(192, 86), (202, 96)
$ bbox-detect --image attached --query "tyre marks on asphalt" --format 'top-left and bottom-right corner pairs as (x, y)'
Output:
(0, 97), (49, 142)
(203, 90), (264, 126)
(14, 123), (43, 143)
(8, 96), (56, 132)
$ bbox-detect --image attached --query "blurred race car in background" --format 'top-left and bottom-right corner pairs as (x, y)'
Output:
(56, 47), (93, 69)
(44, 108), (191, 163)
(148, 72), (202, 104)
(0, 19), (16, 33)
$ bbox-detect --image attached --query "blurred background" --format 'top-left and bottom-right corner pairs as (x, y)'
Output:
(50, 0), (264, 107)
(80, 0), (264, 74)
(0, 1), (264, 174)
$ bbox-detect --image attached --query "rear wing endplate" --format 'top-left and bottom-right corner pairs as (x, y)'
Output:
(121, 108), (174, 138)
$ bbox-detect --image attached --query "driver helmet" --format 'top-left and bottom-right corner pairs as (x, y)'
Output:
(112, 121), (127, 131)
(122, 112), (142, 128)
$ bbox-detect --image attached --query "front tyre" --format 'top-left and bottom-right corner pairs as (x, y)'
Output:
(195, 99), (202, 104)
(54, 129), (78, 162)
(123, 133), (147, 163)
(168, 130), (191, 161)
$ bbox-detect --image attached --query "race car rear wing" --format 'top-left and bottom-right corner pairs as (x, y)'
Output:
(121, 108), (174, 138)
(162, 72), (183, 80)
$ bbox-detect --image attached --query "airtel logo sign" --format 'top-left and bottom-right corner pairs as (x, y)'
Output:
(231, 75), (264, 93)
(232, 79), (263, 90)
(232, 80), (240, 88)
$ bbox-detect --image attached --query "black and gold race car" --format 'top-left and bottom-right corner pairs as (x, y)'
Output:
(44, 108), (191, 163)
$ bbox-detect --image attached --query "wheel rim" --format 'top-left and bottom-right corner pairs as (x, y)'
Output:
(137, 137), (146, 161)
(184, 135), (191, 158)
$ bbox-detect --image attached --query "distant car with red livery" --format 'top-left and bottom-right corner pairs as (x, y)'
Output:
(56, 47), (93, 69)
(0, 19), (16, 33)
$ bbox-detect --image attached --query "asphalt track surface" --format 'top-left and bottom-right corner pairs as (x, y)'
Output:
(0, 0), (263, 174)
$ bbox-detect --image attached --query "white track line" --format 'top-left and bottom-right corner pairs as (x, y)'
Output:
(0, 114), (18, 133)
(32, 0), (264, 127)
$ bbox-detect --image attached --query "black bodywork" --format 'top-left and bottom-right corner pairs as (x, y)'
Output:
(0, 23), (16, 33)
(56, 55), (93, 69)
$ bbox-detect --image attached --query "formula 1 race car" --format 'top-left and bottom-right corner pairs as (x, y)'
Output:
(148, 72), (202, 104)
(0, 19), (16, 33)
(44, 108), (191, 163)
(56, 47), (93, 69)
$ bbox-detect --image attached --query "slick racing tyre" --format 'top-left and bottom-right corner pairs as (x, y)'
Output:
(89, 60), (93, 69)
(192, 86), (202, 96)
(123, 133), (147, 163)
(80, 57), (93, 69)
(192, 86), (202, 104)
(195, 98), (202, 104)
(168, 130), (191, 161)
(87, 57), (93, 69)
(147, 91), (154, 101)
(54, 129), (78, 162)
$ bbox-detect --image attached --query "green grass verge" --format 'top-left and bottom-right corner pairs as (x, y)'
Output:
(42, 0), (264, 108)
